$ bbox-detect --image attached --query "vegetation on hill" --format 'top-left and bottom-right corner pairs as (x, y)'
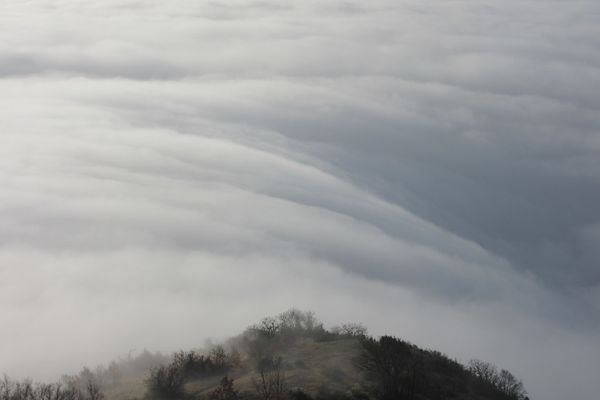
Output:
(0, 309), (529, 400)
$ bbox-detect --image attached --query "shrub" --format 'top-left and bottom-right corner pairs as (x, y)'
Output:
(209, 376), (238, 400)
(145, 364), (184, 399)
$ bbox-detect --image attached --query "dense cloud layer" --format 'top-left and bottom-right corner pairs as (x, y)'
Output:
(1, 1), (599, 399)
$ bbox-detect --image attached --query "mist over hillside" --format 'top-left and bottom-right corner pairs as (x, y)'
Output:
(0, 310), (529, 400)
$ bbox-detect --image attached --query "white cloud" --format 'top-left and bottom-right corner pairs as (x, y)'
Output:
(0, 1), (599, 399)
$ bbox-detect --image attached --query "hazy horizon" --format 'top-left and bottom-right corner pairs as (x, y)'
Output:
(1, 1), (599, 399)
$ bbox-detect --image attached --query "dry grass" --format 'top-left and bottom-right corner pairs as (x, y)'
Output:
(105, 337), (365, 400)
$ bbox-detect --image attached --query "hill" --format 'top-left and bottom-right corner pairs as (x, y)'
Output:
(0, 310), (529, 400)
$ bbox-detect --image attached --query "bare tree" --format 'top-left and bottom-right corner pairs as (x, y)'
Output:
(468, 360), (527, 400)
(146, 364), (184, 399)
(84, 379), (103, 400)
(339, 323), (368, 338)
(210, 346), (228, 371)
(497, 369), (527, 400)
(253, 357), (286, 400)
(468, 359), (499, 386)
(0, 377), (91, 400)
(258, 317), (280, 338)
(0, 376), (35, 400)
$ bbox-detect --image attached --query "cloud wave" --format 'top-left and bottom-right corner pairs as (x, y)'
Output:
(0, 1), (599, 399)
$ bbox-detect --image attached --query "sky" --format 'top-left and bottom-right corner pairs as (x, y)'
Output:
(0, 1), (599, 399)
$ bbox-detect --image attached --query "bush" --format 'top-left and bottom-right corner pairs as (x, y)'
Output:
(209, 376), (238, 400)
(146, 364), (184, 399)
(145, 347), (235, 399)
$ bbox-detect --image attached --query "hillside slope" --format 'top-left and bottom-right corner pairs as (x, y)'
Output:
(187, 338), (364, 397)
(102, 310), (528, 400)
(0, 310), (528, 400)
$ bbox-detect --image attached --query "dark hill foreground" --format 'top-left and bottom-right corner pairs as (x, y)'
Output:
(0, 310), (529, 400)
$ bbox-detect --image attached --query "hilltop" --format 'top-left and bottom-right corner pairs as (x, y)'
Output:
(0, 310), (529, 400)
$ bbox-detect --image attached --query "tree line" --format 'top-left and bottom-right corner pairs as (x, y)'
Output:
(359, 336), (528, 400)
(0, 369), (104, 400)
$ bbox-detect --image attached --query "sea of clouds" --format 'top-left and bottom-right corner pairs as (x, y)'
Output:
(0, 1), (599, 399)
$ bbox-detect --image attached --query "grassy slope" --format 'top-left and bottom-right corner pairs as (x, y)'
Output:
(105, 337), (364, 400)
(104, 375), (147, 400)
(188, 338), (364, 397)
